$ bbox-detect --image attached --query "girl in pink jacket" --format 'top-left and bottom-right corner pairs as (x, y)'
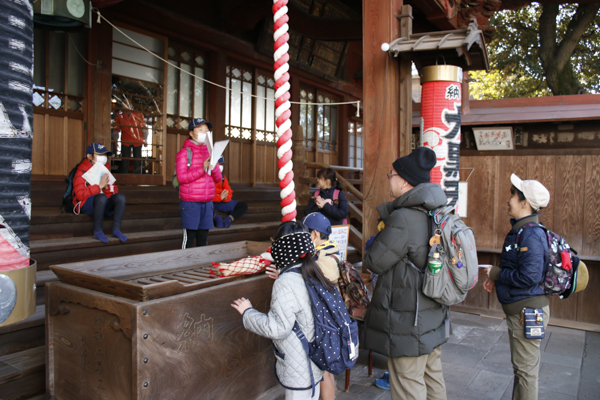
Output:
(177, 118), (222, 247)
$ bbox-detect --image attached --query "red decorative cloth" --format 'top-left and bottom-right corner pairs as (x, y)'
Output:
(211, 255), (271, 277)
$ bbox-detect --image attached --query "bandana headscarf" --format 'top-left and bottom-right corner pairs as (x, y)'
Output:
(271, 231), (315, 270)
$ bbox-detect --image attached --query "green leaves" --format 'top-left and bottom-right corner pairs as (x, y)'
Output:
(469, 3), (600, 98)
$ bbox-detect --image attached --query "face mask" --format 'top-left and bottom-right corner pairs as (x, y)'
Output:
(95, 155), (108, 165)
(193, 132), (207, 143)
(219, 165), (224, 173)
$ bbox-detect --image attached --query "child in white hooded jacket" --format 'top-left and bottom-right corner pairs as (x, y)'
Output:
(232, 221), (336, 400)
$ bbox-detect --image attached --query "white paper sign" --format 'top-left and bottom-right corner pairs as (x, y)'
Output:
(458, 181), (468, 218)
(473, 127), (514, 150)
(330, 224), (350, 261)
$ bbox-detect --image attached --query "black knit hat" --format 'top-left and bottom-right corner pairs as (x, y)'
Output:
(392, 147), (436, 187)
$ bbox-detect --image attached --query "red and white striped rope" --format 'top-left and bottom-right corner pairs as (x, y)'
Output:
(273, 0), (296, 222)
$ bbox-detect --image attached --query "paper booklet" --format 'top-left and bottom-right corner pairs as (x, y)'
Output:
(202, 132), (229, 172)
(82, 162), (116, 186)
(210, 140), (229, 171)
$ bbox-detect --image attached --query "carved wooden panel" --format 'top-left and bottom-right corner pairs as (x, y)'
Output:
(47, 251), (278, 399)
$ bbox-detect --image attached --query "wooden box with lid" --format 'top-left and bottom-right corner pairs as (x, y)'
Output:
(46, 241), (277, 399)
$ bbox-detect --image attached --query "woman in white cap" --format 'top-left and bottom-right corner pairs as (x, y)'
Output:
(483, 174), (551, 400)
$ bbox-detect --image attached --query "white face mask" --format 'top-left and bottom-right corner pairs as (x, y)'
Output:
(95, 155), (108, 165)
(195, 133), (207, 143)
(219, 165), (224, 173)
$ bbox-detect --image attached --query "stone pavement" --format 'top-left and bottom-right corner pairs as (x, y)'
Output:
(265, 311), (600, 400)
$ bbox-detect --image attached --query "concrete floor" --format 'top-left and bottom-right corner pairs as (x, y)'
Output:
(265, 311), (600, 400)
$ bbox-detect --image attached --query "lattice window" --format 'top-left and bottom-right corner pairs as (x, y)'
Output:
(32, 28), (84, 115)
(348, 121), (363, 168)
(166, 43), (208, 132)
(111, 26), (165, 173)
(300, 87), (338, 151)
(225, 65), (276, 143)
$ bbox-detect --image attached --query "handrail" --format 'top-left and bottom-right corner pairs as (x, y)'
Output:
(304, 161), (364, 257)
(305, 162), (364, 202)
(325, 165), (363, 173)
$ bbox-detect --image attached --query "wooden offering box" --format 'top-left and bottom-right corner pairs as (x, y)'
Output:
(46, 241), (278, 400)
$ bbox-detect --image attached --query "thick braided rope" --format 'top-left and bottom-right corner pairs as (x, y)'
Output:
(273, 0), (296, 222)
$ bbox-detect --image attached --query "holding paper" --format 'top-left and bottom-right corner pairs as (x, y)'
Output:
(201, 131), (229, 172)
(210, 140), (229, 171)
(72, 142), (128, 244)
(179, 118), (223, 248)
(82, 161), (116, 186)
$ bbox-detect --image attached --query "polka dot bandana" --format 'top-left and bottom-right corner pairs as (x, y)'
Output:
(271, 231), (315, 270)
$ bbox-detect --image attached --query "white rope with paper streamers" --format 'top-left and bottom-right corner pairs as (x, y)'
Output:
(273, 0), (296, 222)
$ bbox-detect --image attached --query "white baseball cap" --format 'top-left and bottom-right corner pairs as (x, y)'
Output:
(510, 174), (550, 211)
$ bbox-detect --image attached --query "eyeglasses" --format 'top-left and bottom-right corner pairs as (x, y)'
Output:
(387, 172), (399, 180)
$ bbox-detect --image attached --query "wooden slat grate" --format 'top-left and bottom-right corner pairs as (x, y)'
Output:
(126, 266), (218, 286)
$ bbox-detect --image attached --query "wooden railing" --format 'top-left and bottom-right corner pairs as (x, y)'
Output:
(302, 162), (364, 255)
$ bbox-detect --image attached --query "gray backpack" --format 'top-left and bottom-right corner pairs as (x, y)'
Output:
(172, 147), (192, 189)
(421, 206), (479, 306)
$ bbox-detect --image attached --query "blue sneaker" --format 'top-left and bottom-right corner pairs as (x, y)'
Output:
(375, 377), (390, 391)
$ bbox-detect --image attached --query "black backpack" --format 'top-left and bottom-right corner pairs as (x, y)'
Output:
(60, 159), (84, 213)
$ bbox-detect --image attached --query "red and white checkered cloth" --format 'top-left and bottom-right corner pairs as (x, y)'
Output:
(211, 255), (272, 277)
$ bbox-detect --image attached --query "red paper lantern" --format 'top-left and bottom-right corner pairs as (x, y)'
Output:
(420, 65), (462, 208)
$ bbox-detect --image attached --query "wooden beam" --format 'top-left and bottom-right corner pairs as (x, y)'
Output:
(287, 2), (362, 41)
(362, 0), (403, 257)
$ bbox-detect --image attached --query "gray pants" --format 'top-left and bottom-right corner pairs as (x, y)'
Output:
(506, 305), (550, 400)
(285, 385), (320, 400)
(388, 346), (447, 400)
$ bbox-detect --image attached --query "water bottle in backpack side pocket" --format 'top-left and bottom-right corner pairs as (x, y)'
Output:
(428, 252), (443, 274)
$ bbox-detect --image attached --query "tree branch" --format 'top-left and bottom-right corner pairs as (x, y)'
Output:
(539, 4), (559, 65)
(555, 3), (600, 70)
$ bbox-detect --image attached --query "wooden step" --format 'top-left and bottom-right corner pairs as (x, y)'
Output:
(0, 346), (45, 399)
(0, 305), (45, 358)
(30, 200), (282, 240)
(31, 181), (282, 207)
(22, 395), (46, 400)
(31, 221), (280, 270)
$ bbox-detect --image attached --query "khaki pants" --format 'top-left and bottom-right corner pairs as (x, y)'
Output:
(388, 346), (447, 400)
(506, 305), (550, 400)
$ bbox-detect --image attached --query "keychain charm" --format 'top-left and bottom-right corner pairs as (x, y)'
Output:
(430, 234), (441, 247)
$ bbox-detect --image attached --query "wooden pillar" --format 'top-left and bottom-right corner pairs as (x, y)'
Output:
(209, 50), (227, 143)
(87, 17), (113, 147)
(398, 5), (413, 158)
(362, 0), (405, 254)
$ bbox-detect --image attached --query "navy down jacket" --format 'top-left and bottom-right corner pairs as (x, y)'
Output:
(495, 216), (549, 304)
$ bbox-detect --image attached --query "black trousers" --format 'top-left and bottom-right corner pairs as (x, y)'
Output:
(182, 229), (209, 248)
(119, 144), (142, 174)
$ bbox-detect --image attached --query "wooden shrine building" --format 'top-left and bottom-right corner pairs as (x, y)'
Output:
(1, 0), (600, 398)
